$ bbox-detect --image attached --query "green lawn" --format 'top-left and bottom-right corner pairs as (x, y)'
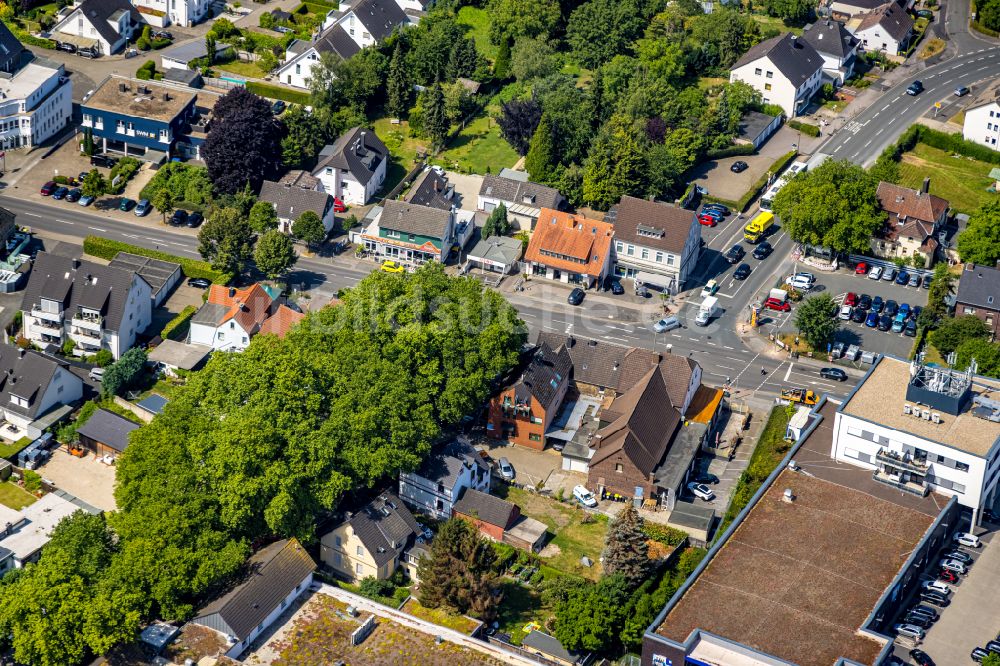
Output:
(750, 14), (803, 35)
(898, 143), (997, 214)
(402, 598), (481, 634)
(456, 6), (495, 61)
(0, 482), (36, 510)
(372, 117), (426, 167)
(0, 436), (31, 461)
(698, 77), (727, 90)
(500, 486), (609, 581)
(436, 112), (519, 176)
(214, 59), (266, 79)
(494, 581), (549, 645)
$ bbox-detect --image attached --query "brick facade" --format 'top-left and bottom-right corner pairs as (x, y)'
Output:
(454, 504), (520, 543)
(487, 390), (549, 449)
(589, 450), (655, 500)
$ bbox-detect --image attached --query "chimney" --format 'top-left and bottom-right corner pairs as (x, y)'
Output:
(162, 92), (170, 102)
(118, 82), (126, 93)
(921, 177), (930, 194)
(566, 336), (575, 348)
(228, 287), (236, 298)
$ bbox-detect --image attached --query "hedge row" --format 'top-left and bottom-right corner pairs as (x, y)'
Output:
(642, 522), (688, 547)
(246, 82), (311, 105)
(705, 143), (755, 160)
(788, 119), (821, 137)
(879, 123), (1000, 166)
(83, 236), (231, 284)
(712, 150), (798, 213)
(5, 22), (54, 49)
(161, 305), (197, 341)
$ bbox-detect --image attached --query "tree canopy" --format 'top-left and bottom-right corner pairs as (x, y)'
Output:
(197, 206), (255, 277)
(957, 200), (1000, 267)
(794, 293), (839, 350)
(772, 160), (885, 254)
(204, 87), (284, 194)
(254, 229), (298, 279)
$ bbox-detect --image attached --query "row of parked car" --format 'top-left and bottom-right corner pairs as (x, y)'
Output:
(855, 262), (931, 290)
(839, 291), (922, 336)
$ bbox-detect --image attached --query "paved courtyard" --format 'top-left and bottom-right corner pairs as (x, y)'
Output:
(36, 447), (117, 511)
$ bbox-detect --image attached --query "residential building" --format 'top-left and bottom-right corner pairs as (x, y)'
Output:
(159, 40), (230, 70)
(606, 195), (701, 295)
(258, 305), (306, 338)
(962, 86), (1000, 150)
(466, 235), (523, 276)
(188, 283), (283, 352)
(319, 491), (423, 583)
(191, 539), (316, 660)
(80, 76), (216, 161)
(147, 339), (211, 377)
(452, 488), (547, 552)
(832, 356), (1000, 526)
(645, 399), (958, 666)
(51, 0), (141, 55)
(132, 0), (210, 27)
(871, 180), (949, 265)
(312, 127), (388, 205)
(322, 0), (409, 50)
(729, 33), (824, 118)
(0, 25), (72, 151)
(76, 407), (141, 458)
(276, 25), (360, 90)
(359, 199), (455, 265)
(107, 252), (181, 307)
(488, 342), (572, 450)
(404, 168), (454, 210)
(0, 493), (84, 569)
(258, 180), (337, 234)
(21, 253), (153, 359)
(800, 19), (860, 84)
(735, 110), (782, 150)
(0, 345), (83, 441)
(956, 263), (1000, 340)
(398, 439), (491, 519)
(828, 0), (914, 20)
(521, 631), (592, 666)
(849, 1), (914, 55)
(523, 209), (614, 288)
(477, 170), (566, 231)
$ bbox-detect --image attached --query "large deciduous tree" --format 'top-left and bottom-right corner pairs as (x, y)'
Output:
(566, 0), (645, 69)
(197, 206), (255, 277)
(929, 315), (991, 355)
(772, 160), (885, 254)
(583, 115), (644, 210)
(203, 87), (283, 194)
(487, 0), (561, 45)
(292, 210), (326, 248)
(497, 98), (542, 156)
(248, 200), (279, 234)
(794, 294), (839, 350)
(957, 200), (1000, 267)
(254, 229), (297, 279)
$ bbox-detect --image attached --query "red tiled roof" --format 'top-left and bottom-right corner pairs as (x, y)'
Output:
(524, 209), (613, 277)
(259, 305), (305, 338)
(876, 181), (948, 226)
(206, 283), (278, 335)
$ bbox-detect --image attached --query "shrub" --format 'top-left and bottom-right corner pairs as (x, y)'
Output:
(101, 347), (147, 398)
(161, 305), (197, 341)
(788, 119), (821, 137)
(136, 60), (156, 80)
(139, 162), (214, 208)
(642, 523), (688, 547)
(245, 81), (311, 105)
(92, 349), (114, 368)
(705, 143), (756, 160)
(358, 576), (395, 601)
(22, 470), (41, 493)
(109, 157), (141, 193)
(83, 236), (230, 283)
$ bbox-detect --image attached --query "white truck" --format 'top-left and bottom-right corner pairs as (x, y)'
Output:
(695, 296), (720, 326)
(768, 288), (788, 303)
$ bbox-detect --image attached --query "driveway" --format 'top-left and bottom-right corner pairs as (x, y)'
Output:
(445, 171), (484, 212)
(37, 447), (117, 511)
(478, 440), (561, 490)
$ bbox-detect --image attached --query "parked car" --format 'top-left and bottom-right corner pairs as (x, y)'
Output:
(271, 100), (286, 115)
(855, 262), (869, 275)
(937, 568), (958, 583)
(884, 300), (898, 317)
(764, 297), (791, 312)
(653, 316), (681, 333)
(186, 212), (204, 228)
(868, 265), (883, 280)
(153, 30), (173, 39)
(954, 532), (981, 548)
(119, 197), (135, 212)
(820, 367), (848, 381)
(865, 312), (879, 328)
(851, 307), (867, 323)
(908, 273), (922, 287)
(909, 649), (935, 666)
(905, 320), (918, 337)
(939, 559), (968, 576)
(752, 242), (772, 259)
(955, 85), (970, 96)
(703, 203), (730, 215)
(844, 292), (858, 307)
(90, 154), (116, 168)
(903, 614), (933, 629)
(497, 457), (515, 481)
(129, 198), (150, 216)
(733, 263), (752, 280)
(878, 314), (892, 331)
(857, 294), (872, 310)
(786, 274), (814, 291)
(895, 270), (909, 285)
(923, 276), (932, 289)
(169, 210), (187, 226)
(693, 472), (719, 484)
(986, 640), (1000, 654)
(55, 41), (76, 53)
(332, 197), (348, 213)
(88, 367), (104, 382)
(943, 550), (973, 564)
(187, 277), (211, 289)
(872, 296), (884, 313)
(909, 604), (940, 620)
(972, 647), (991, 663)
(894, 624), (925, 640)
(381, 259), (405, 273)
(573, 485), (598, 508)
(725, 244), (745, 264)
(892, 314), (907, 333)
(898, 303), (911, 319)
(687, 482), (715, 501)
(77, 47), (98, 58)
(882, 267), (897, 282)
(839, 305), (853, 320)
(567, 288), (585, 305)
(698, 214), (717, 227)
(907, 80), (924, 95)
(65, 188), (81, 202)
(730, 160), (749, 173)
(79, 194), (95, 207)
(920, 589), (952, 606)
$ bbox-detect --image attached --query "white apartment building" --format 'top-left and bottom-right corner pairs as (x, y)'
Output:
(51, 0), (142, 55)
(0, 25), (72, 150)
(963, 88), (1000, 150)
(132, 0), (210, 27)
(608, 195), (701, 295)
(312, 127), (388, 205)
(322, 0), (409, 50)
(0, 345), (83, 440)
(398, 439), (491, 519)
(730, 33), (824, 118)
(832, 356), (1000, 527)
(849, 1), (914, 55)
(20, 253), (152, 359)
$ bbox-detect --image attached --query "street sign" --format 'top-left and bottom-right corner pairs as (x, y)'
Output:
(934, 102), (942, 109)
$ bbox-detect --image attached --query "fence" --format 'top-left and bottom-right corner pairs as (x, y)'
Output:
(846, 254), (934, 279)
(378, 160), (426, 203)
(485, 635), (581, 666)
(203, 76), (246, 90)
(350, 614), (376, 646)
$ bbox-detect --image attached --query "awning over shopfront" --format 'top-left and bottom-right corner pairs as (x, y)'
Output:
(634, 270), (673, 289)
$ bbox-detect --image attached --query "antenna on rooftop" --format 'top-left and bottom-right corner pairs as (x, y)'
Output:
(946, 351), (957, 368)
(969, 358), (979, 376)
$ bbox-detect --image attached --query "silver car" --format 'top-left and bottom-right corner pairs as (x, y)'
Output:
(653, 316), (681, 333)
(498, 457), (515, 481)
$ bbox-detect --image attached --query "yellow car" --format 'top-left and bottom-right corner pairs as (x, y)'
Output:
(380, 260), (405, 273)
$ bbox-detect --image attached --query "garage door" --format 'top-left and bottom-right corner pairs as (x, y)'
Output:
(563, 457), (589, 473)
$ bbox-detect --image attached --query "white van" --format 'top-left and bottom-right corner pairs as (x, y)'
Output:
(573, 485), (598, 508)
(88, 367), (104, 382)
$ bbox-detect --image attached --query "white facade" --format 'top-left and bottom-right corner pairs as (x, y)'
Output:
(853, 23), (906, 55)
(613, 219), (701, 295)
(963, 101), (1000, 151)
(22, 277), (152, 359)
(2, 365), (83, 437)
(52, 7), (137, 55)
(274, 205), (336, 235)
(314, 158), (385, 205)
(0, 62), (72, 150)
(189, 318), (252, 352)
(398, 457), (491, 520)
(132, 0), (209, 27)
(335, 9), (378, 48)
(730, 57), (822, 118)
(225, 573), (313, 659)
(276, 48), (321, 90)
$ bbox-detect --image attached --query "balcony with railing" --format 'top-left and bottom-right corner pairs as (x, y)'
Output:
(31, 317), (62, 335)
(69, 330), (101, 349)
(872, 470), (929, 497)
(876, 448), (929, 476)
(30, 306), (63, 323)
(71, 313), (103, 331)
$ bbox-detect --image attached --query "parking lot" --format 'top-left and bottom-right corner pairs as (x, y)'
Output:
(892, 528), (1000, 665)
(37, 447), (117, 511)
(778, 265), (929, 360)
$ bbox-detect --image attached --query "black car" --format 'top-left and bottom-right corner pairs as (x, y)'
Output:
(752, 241), (772, 260)
(878, 314), (892, 331)
(51, 186), (68, 200)
(272, 100), (286, 115)
(730, 160), (749, 173)
(851, 307), (867, 323)
(903, 613), (933, 629)
(884, 300), (898, 317)
(910, 604), (939, 621)
(703, 203), (730, 216)
(872, 295), (884, 313)
(90, 154), (117, 169)
(972, 647), (991, 663)
(857, 294), (872, 310)
(820, 367), (848, 381)
(65, 188), (82, 202)
(733, 263), (752, 280)
(907, 80), (924, 95)
(187, 277), (211, 289)
(904, 320), (918, 337)
(909, 649), (935, 666)
(153, 30), (173, 39)
(567, 288), (585, 305)
(186, 212), (204, 228)
(694, 473), (719, 484)
(56, 41), (76, 53)
(169, 209), (188, 226)
(725, 244), (745, 264)
(609, 280), (624, 295)
(920, 591), (950, 607)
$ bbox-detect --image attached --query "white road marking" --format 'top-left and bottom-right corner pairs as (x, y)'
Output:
(881, 104), (891, 111)
(784, 363), (793, 382)
(723, 345), (735, 350)
(24, 212), (40, 217)
(58, 220), (74, 225)
(89, 226), (106, 232)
